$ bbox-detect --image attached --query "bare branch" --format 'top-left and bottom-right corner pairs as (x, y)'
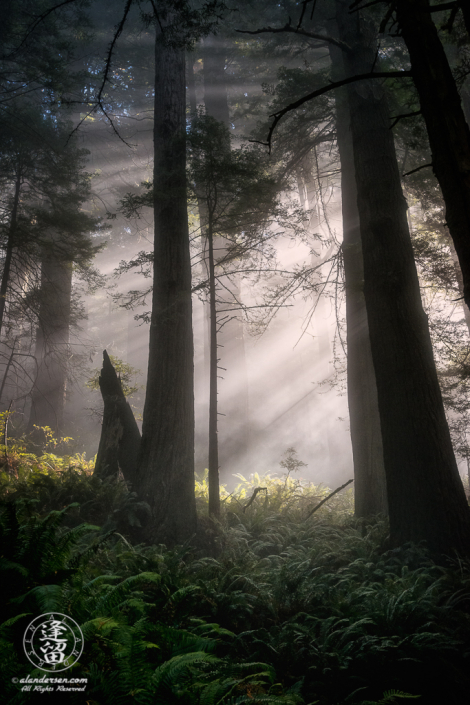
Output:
(304, 479), (354, 519)
(402, 162), (433, 177)
(390, 109), (421, 128)
(97, 0), (133, 109)
(236, 23), (351, 54)
(263, 70), (413, 151)
(8, 0), (79, 55)
(243, 487), (267, 512)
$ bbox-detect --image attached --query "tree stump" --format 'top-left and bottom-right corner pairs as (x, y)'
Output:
(94, 350), (141, 488)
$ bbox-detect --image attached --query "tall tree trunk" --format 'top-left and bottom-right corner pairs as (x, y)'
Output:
(336, 0), (470, 555)
(28, 250), (72, 436)
(203, 35), (251, 479)
(137, 28), (197, 545)
(395, 0), (470, 309)
(0, 171), (21, 337)
(207, 215), (220, 517)
(328, 30), (387, 517)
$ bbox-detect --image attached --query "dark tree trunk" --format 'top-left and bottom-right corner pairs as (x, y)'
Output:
(0, 171), (21, 337)
(28, 251), (72, 436)
(336, 0), (470, 555)
(137, 29), (197, 545)
(395, 0), (470, 309)
(328, 35), (387, 518)
(94, 350), (141, 487)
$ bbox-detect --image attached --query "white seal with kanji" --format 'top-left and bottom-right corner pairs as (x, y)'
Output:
(23, 613), (84, 672)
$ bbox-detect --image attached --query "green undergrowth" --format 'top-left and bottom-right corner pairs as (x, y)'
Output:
(1, 441), (470, 704)
(0, 438), (352, 534)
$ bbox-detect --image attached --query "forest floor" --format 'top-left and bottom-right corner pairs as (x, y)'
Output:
(0, 437), (469, 705)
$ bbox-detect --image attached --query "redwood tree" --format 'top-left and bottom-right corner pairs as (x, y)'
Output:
(393, 0), (470, 308)
(328, 34), (387, 518)
(335, 0), (470, 554)
(137, 26), (198, 545)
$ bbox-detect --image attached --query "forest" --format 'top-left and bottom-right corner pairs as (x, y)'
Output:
(1, 0), (470, 703)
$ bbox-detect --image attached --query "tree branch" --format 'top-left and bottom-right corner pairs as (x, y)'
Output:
(90, 0), (135, 147)
(390, 109), (421, 128)
(10, 0), (80, 54)
(261, 70), (412, 151)
(297, 0), (318, 29)
(97, 0), (133, 108)
(304, 479), (353, 520)
(402, 163), (433, 177)
(236, 24), (351, 54)
(243, 487), (267, 512)
(441, 4), (459, 31)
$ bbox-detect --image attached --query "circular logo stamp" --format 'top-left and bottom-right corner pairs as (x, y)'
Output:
(23, 613), (84, 672)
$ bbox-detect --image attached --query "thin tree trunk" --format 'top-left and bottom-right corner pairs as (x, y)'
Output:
(137, 28), (197, 545)
(207, 214), (220, 517)
(0, 172), (21, 337)
(28, 251), (72, 436)
(94, 350), (141, 487)
(203, 35), (251, 478)
(0, 341), (16, 403)
(328, 30), (387, 517)
(336, 0), (470, 555)
(395, 0), (470, 309)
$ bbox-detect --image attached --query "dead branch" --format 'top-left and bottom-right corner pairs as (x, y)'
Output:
(304, 478), (353, 520)
(243, 487), (268, 512)
(402, 163), (433, 177)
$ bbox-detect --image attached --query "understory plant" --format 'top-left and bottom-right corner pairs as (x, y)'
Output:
(1, 447), (470, 704)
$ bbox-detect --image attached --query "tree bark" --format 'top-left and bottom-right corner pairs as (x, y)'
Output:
(94, 350), (141, 487)
(328, 33), (387, 518)
(336, 0), (470, 555)
(395, 0), (470, 309)
(137, 28), (197, 545)
(28, 250), (72, 436)
(0, 171), (21, 337)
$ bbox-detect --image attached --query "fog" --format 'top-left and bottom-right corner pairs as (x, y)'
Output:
(2, 4), (355, 491)
(68, 117), (354, 490)
(75, 227), (353, 490)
